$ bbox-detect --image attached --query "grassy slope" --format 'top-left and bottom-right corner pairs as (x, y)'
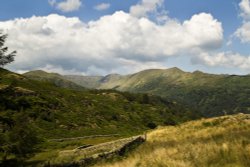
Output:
(97, 114), (250, 167)
(1, 68), (198, 139)
(24, 70), (85, 90)
(25, 68), (250, 117)
(99, 68), (250, 117)
(64, 75), (102, 89)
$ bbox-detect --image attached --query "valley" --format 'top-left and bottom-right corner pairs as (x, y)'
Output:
(1, 67), (250, 166)
(25, 68), (250, 117)
(0, 67), (200, 166)
(1, 1), (250, 166)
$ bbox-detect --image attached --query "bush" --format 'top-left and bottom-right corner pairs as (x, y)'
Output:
(0, 114), (41, 161)
(147, 122), (157, 129)
(164, 117), (177, 126)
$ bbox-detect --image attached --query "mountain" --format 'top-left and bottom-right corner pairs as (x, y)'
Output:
(25, 68), (250, 117)
(99, 68), (250, 117)
(1, 68), (198, 139)
(24, 70), (85, 90)
(2, 68), (249, 166)
(64, 73), (125, 89)
(64, 75), (102, 89)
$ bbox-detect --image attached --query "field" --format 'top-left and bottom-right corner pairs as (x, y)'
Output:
(96, 114), (250, 167)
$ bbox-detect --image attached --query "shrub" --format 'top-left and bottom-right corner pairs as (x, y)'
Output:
(147, 122), (157, 129)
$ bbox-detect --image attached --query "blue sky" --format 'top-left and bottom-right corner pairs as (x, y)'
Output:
(0, 0), (241, 35)
(0, 0), (250, 75)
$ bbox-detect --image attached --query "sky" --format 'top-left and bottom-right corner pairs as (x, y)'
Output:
(0, 0), (250, 75)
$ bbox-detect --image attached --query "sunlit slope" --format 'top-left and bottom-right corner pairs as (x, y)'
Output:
(97, 114), (250, 167)
(99, 68), (250, 117)
(24, 68), (250, 117)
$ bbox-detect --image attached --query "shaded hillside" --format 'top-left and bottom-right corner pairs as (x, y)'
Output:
(1, 68), (199, 139)
(97, 114), (250, 167)
(64, 75), (102, 89)
(98, 68), (250, 117)
(24, 70), (85, 90)
(25, 68), (250, 117)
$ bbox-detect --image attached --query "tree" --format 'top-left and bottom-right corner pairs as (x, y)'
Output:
(0, 114), (41, 162)
(147, 122), (157, 129)
(141, 94), (150, 104)
(0, 32), (16, 67)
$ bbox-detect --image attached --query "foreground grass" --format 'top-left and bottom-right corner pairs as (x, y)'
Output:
(96, 114), (250, 167)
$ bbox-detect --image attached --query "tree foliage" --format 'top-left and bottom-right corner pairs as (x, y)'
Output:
(0, 32), (16, 67)
(0, 114), (41, 162)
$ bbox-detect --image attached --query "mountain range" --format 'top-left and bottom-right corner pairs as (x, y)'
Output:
(24, 67), (250, 117)
(1, 67), (250, 166)
(1, 68), (197, 139)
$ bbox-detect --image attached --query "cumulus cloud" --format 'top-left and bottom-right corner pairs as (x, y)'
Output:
(0, 6), (224, 74)
(49, 0), (82, 13)
(239, 0), (250, 20)
(235, 0), (250, 43)
(235, 22), (250, 43)
(192, 52), (250, 70)
(130, 0), (164, 18)
(193, 0), (250, 73)
(94, 3), (110, 11)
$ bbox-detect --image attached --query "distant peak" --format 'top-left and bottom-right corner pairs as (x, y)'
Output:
(193, 70), (204, 74)
(24, 70), (61, 77)
(104, 73), (121, 78)
(166, 67), (183, 73)
(24, 70), (48, 74)
(101, 73), (122, 83)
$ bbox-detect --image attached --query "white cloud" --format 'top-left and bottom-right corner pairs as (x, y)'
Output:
(0, 10), (223, 75)
(239, 0), (250, 20)
(94, 3), (110, 11)
(48, 0), (57, 6)
(234, 0), (250, 43)
(130, 0), (164, 18)
(192, 52), (250, 70)
(235, 22), (250, 43)
(40, 64), (86, 75)
(49, 0), (82, 13)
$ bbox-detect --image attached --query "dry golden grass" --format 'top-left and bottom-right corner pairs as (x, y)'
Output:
(96, 114), (250, 167)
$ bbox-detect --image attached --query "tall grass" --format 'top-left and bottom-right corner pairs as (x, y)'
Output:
(96, 114), (250, 167)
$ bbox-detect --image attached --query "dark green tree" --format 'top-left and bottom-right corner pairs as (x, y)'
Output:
(0, 114), (40, 162)
(0, 32), (16, 67)
(141, 94), (150, 104)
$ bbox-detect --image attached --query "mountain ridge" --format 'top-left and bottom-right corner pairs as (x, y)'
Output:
(2, 68), (198, 139)
(24, 70), (85, 90)
(24, 67), (250, 117)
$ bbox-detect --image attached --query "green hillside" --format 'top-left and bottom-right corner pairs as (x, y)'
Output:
(64, 75), (102, 89)
(2, 68), (200, 139)
(99, 68), (250, 117)
(0, 68), (203, 165)
(2, 68), (249, 166)
(118, 68), (250, 117)
(31, 67), (249, 117)
(24, 70), (85, 90)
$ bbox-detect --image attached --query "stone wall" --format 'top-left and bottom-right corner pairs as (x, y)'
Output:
(46, 135), (146, 167)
